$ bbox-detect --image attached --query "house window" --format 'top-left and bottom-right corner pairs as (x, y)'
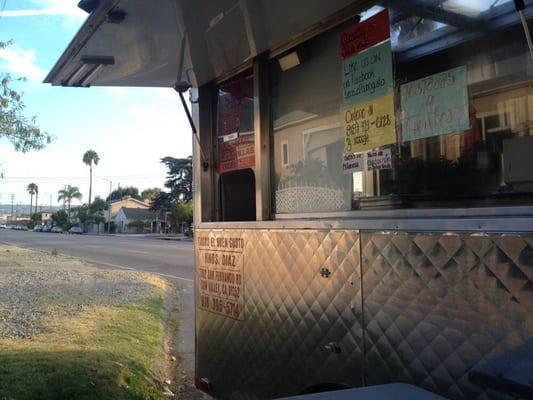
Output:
(281, 140), (289, 168)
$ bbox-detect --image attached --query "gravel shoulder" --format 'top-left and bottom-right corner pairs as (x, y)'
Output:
(0, 244), (160, 340)
(0, 244), (184, 399)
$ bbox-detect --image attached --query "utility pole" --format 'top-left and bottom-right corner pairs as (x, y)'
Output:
(102, 178), (113, 233)
(10, 194), (14, 218)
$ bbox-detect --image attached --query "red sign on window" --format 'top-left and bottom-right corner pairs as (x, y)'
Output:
(341, 9), (390, 59)
(217, 136), (255, 174)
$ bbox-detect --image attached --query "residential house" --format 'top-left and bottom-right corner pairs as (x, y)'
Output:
(105, 196), (150, 228)
(41, 212), (53, 224)
(114, 207), (166, 233)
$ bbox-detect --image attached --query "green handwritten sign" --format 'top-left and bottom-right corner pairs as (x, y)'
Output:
(342, 40), (393, 106)
(400, 65), (469, 142)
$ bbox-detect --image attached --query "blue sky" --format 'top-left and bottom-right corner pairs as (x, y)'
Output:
(0, 0), (192, 209)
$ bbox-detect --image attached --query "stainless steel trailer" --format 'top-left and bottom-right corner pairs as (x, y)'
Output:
(47, 1), (533, 399)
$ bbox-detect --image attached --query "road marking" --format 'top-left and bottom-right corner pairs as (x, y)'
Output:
(81, 258), (136, 271)
(79, 257), (194, 283)
(155, 272), (194, 283)
(0, 240), (194, 284)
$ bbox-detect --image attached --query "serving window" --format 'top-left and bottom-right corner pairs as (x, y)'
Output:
(215, 71), (256, 221)
(270, 1), (533, 214)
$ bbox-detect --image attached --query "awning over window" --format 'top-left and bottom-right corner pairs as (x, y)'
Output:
(44, 0), (360, 88)
(44, 0), (191, 88)
(45, 0), (532, 89)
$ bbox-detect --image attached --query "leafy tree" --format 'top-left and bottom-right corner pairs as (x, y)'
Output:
(77, 195), (107, 232)
(162, 156), (192, 201)
(57, 185), (82, 216)
(52, 210), (69, 230)
(82, 150), (99, 206)
(150, 191), (173, 211)
(151, 156), (192, 211)
(172, 200), (193, 226)
(31, 212), (42, 223)
(28, 212), (42, 229)
(141, 187), (161, 203)
(1, 41), (52, 154)
(106, 186), (142, 202)
(89, 196), (106, 213)
(77, 203), (105, 229)
(27, 183), (37, 216)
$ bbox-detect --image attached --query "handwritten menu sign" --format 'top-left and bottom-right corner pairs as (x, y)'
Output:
(341, 10), (396, 155)
(341, 9), (390, 59)
(343, 41), (393, 106)
(197, 233), (245, 320)
(342, 152), (365, 174)
(401, 65), (469, 142)
(366, 148), (392, 170)
(344, 92), (396, 153)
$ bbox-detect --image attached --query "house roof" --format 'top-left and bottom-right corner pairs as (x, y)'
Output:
(110, 196), (149, 207)
(119, 208), (159, 221)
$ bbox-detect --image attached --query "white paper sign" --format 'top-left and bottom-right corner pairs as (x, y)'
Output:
(222, 132), (239, 142)
(366, 148), (392, 170)
(342, 152), (365, 174)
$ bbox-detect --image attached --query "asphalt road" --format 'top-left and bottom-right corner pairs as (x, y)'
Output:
(0, 228), (198, 396)
(0, 229), (194, 283)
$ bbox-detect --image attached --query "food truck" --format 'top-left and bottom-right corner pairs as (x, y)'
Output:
(46, 0), (533, 398)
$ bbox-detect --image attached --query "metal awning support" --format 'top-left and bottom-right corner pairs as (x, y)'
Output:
(515, 0), (533, 60)
(174, 83), (209, 171)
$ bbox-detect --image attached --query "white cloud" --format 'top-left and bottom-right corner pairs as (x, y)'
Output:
(0, 45), (47, 81)
(2, 1), (86, 29)
(1, 7), (81, 17)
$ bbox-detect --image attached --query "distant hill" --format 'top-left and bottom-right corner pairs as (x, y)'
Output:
(0, 203), (62, 216)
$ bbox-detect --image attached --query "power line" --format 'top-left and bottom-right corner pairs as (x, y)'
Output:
(0, 174), (163, 181)
(0, 0), (7, 22)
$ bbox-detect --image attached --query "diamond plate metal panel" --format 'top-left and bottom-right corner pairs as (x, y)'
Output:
(196, 229), (363, 399)
(361, 232), (533, 400)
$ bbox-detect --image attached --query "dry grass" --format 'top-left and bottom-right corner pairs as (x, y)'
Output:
(0, 245), (179, 400)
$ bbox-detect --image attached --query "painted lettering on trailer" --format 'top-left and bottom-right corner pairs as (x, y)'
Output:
(197, 234), (245, 320)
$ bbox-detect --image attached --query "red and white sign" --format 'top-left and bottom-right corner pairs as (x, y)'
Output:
(341, 9), (390, 59)
(217, 91), (255, 173)
(217, 136), (255, 174)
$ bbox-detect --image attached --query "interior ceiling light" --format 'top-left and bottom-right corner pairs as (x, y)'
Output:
(278, 51), (301, 72)
(62, 56), (115, 87)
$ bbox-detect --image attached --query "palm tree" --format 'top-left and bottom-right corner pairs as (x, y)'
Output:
(82, 150), (100, 207)
(34, 184), (39, 215)
(57, 185), (82, 217)
(27, 183), (37, 216)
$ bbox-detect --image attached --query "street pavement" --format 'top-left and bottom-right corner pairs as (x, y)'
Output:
(0, 228), (197, 395)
